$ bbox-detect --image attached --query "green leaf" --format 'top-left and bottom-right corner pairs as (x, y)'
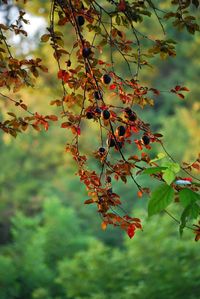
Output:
(170, 162), (180, 173)
(179, 204), (191, 236)
(192, 182), (200, 187)
(190, 203), (200, 219)
(150, 153), (166, 163)
(179, 202), (200, 236)
(162, 169), (175, 185)
(143, 167), (166, 175)
(179, 188), (200, 208)
(148, 184), (174, 216)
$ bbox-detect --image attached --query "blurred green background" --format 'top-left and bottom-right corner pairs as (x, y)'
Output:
(0, 1), (199, 298)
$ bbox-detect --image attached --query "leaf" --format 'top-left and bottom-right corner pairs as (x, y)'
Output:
(84, 199), (94, 204)
(179, 202), (200, 236)
(47, 115), (58, 121)
(170, 162), (180, 173)
(127, 225), (135, 239)
(101, 221), (107, 231)
(41, 34), (50, 42)
(179, 204), (191, 236)
(180, 86), (190, 91)
(150, 152), (166, 163)
(137, 190), (143, 198)
(61, 122), (70, 128)
(190, 203), (200, 219)
(20, 103), (27, 110)
(148, 184), (174, 216)
(143, 166), (167, 174)
(179, 188), (200, 208)
(177, 93), (185, 99)
(162, 169), (176, 185)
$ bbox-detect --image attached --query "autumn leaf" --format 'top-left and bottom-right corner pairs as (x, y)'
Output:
(101, 221), (107, 230)
(127, 224), (136, 239)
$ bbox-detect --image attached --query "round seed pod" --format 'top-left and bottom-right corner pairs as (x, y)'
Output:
(103, 110), (110, 120)
(103, 74), (111, 84)
(82, 47), (91, 58)
(86, 111), (93, 119)
(107, 138), (115, 147)
(128, 112), (137, 121)
(99, 147), (106, 154)
(116, 125), (126, 136)
(124, 107), (132, 116)
(77, 15), (85, 26)
(94, 91), (102, 100)
(142, 135), (150, 145)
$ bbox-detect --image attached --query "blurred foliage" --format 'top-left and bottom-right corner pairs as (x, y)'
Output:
(0, 0), (199, 298)
(0, 200), (199, 299)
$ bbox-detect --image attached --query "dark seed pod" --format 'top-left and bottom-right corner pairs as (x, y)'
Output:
(94, 91), (102, 100)
(128, 112), (137, 122)
(95, 107), (101, 114)
(82, 47), (91, 58)
(106, 176), (112, 183)
(103, 110), (110, 120)
(142, 135), (150, 145)
(117, 125), (126, 136)
(99, 147), (106, 154)
(107, 138), (115, 147)
(124, 107), (132, 116)
(103, 74), (111, 84)
(86, 111), (93, 119)
(66, 60), (71, 67)
(77, 15), (85, 26)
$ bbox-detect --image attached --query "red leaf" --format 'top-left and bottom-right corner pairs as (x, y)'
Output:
(131, 126), (139, 133)
(44, 121), (49, 131)
(154, 133), (163, 137)
(109, 84), (117, 90)
(118, 0), (126, 11)
(180, 86), (189, 91)
(98, 60), (105, 65)
(177, 93), (185, 99)
(47, 115), (58, 121)
(77, 127), (81, 135)
(63, 71), (70, 83)
(57, 69), (64, 79)
(57, 70), (70, 83)
(61, 122), (70, 128)
(127, 224), (136, 239)
(84, 199), (94, 204)
(192, 162), (200, 171)
(175, 85), (181, 91)
(149, 88), (160, 95)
